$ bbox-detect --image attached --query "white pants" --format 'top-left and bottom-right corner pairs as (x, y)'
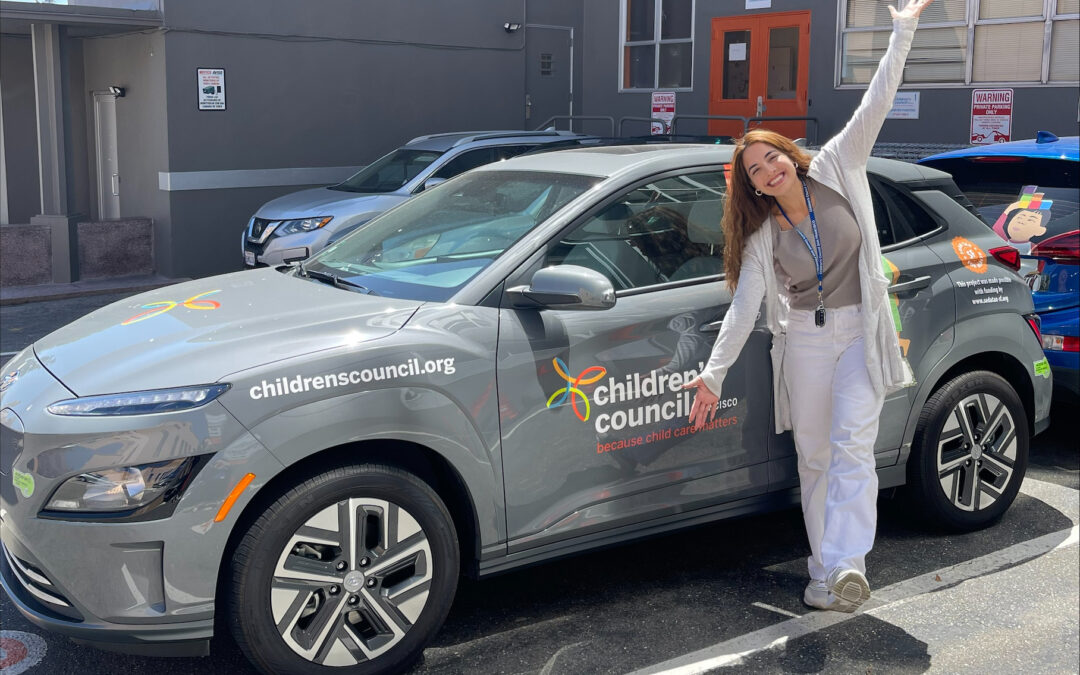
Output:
(783, 304), (884, 582)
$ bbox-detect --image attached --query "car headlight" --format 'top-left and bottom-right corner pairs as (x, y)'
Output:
(47, 384), (230, 416)
(43, 457), (204, 518)
(277, 216), (333, 236)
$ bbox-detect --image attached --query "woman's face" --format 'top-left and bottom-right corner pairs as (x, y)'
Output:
(741, 142), (799, 197)
(1006, 209), (1046, 242)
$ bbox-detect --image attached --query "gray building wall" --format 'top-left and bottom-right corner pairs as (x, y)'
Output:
(157, 0), (538, 278)
(83, 31), (171, 275)
(580, 0), (1080, 144)
(1, 35), (40, 224)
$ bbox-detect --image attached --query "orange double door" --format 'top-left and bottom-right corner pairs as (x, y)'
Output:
(709, 11), (811, 141)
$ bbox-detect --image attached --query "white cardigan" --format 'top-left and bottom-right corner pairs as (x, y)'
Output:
(699, 16), (918, 433)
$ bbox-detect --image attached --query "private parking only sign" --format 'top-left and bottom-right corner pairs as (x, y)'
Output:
(198, 68), (226, 111)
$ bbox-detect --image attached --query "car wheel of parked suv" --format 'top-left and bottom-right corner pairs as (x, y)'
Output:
(909, 371), (1030, 531)
(227, 464), (459, 674)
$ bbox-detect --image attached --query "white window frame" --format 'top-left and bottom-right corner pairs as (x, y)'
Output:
(619, 0), (696, 92)
(834, 0), (1080, 88)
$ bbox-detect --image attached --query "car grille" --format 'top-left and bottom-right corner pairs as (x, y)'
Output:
(248, 217), (279, 244)
(1, 537), (83, 620)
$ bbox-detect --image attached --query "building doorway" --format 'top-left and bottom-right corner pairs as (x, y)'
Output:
(93, 91), (120, 220)
(709, 11), (810, 140)
(525, 25), (573, 129)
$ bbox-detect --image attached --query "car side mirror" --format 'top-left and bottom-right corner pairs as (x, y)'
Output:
(420, 176), (447, 192)
(506, 265), (616, 310)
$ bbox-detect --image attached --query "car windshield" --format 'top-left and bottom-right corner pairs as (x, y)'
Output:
(329, 148), (444, 193)
(305, 170), (600, 301)
(925, 156), (1080, 248)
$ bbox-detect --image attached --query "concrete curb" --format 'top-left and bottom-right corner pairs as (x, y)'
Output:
(0, 275), (188, 306)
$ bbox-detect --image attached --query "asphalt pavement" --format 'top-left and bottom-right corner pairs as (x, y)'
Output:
(0, 289), (1077, 675)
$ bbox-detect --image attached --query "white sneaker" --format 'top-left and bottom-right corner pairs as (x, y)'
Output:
(803, 579), (831, 609)
(827, 568), (871, 613)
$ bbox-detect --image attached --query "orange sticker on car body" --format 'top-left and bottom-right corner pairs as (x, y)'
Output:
(951, 236), (987, 274)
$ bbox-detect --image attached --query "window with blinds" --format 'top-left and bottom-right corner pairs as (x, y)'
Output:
(838, 0), (1080, 85)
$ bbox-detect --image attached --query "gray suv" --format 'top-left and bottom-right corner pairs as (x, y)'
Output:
(2, 145), (1051, 675)
(242, 129), (593, 267)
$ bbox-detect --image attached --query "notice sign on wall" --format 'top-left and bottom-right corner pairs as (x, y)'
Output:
(651, 91), (676, 135)
(887, 91), (920, 119)
(970, 89), (1012, 144)
(198, 68), (226, 111)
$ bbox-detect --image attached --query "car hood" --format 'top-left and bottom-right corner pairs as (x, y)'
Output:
(255, 187), (403, 220)
(33, 270), (422, 396)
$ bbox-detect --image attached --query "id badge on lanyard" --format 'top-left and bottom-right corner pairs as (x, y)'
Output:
(777, 180), (826, 327)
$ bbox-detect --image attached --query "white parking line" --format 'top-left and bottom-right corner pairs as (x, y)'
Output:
(628, 478), (1078, 675)
(750, 602), (800, 618)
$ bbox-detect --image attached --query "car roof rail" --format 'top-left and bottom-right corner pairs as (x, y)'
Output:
(448, 130), (572, 147)
(406, 129), (573, 146)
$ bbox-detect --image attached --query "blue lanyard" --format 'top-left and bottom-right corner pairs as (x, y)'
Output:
(776, 180), (824, 301)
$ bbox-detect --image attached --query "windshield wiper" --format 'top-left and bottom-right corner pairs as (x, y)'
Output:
(300, 266), (375, 294)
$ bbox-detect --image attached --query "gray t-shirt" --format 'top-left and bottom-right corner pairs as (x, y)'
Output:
(772, 178), (862, 310)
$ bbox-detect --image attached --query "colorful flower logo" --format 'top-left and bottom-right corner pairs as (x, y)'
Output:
(122, 290), (222, 325)
(545, 357), (607, 422)
(951, 236), (987, 274)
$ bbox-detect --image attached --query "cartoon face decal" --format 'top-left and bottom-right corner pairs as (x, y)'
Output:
(991, 185), (1053, 244)
(951, 236), (987, 274)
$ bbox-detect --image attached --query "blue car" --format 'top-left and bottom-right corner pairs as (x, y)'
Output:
(920, 132), (1079, 398)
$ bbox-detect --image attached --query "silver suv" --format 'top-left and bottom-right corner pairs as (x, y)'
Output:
(242, 130), (593, 267)
(2, 145), (1051, 675)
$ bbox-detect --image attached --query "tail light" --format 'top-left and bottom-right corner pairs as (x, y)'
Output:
(1025, 312), (1042, 344)
(1042, 334), (1079, 352)
(989, 245), (1021, 272)
(1030, 230), (1080, 274)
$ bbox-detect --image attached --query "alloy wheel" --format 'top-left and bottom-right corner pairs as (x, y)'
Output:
(936, 392), (1018, 512)
(270, 497), (433, 666)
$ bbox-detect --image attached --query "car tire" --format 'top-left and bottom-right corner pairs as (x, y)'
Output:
(908, 370), (1029, 531)
(227, 464), (459, 675)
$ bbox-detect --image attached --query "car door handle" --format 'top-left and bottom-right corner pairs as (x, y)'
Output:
(888, 275), (931, 296)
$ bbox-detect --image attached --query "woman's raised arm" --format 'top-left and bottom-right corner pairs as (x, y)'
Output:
(822, 0), (934, 164)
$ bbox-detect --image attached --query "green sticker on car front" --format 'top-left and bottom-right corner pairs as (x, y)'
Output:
(1034, 358), (1050, 378)
(12, 469), (34, 498)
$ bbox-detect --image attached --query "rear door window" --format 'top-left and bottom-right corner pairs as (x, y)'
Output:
(922, 156), (1080, 249)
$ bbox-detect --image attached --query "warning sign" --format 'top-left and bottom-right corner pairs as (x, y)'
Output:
(970, 89), (1012, 144)
(651, 91), (676, 135)
(198, 68), (226, 111)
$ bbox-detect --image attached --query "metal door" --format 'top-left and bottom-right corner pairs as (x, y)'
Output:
(525, 25), (572, 129)
(93, 92), (120, 220)
(709, 11), (810, 139)
(496, 169), (773, 549)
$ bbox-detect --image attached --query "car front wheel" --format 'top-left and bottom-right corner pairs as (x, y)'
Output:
(228, 464), (459, 675)
(909, 370), (1029, 531)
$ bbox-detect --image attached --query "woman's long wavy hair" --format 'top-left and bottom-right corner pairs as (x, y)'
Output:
(723, 129), (813, 292)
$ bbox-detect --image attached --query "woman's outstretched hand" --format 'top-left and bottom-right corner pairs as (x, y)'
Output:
(682, 376), (720, 430)
(890, 0), (934, 20)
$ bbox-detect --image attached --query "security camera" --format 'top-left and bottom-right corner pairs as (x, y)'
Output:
(109, 86), (126, 98)
(503, 22), (521, 33)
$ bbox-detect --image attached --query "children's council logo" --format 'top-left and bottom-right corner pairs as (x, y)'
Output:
(122, 290), (222, 325)
(545, 357), (607, 422)
(951, 236), (987, 274)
